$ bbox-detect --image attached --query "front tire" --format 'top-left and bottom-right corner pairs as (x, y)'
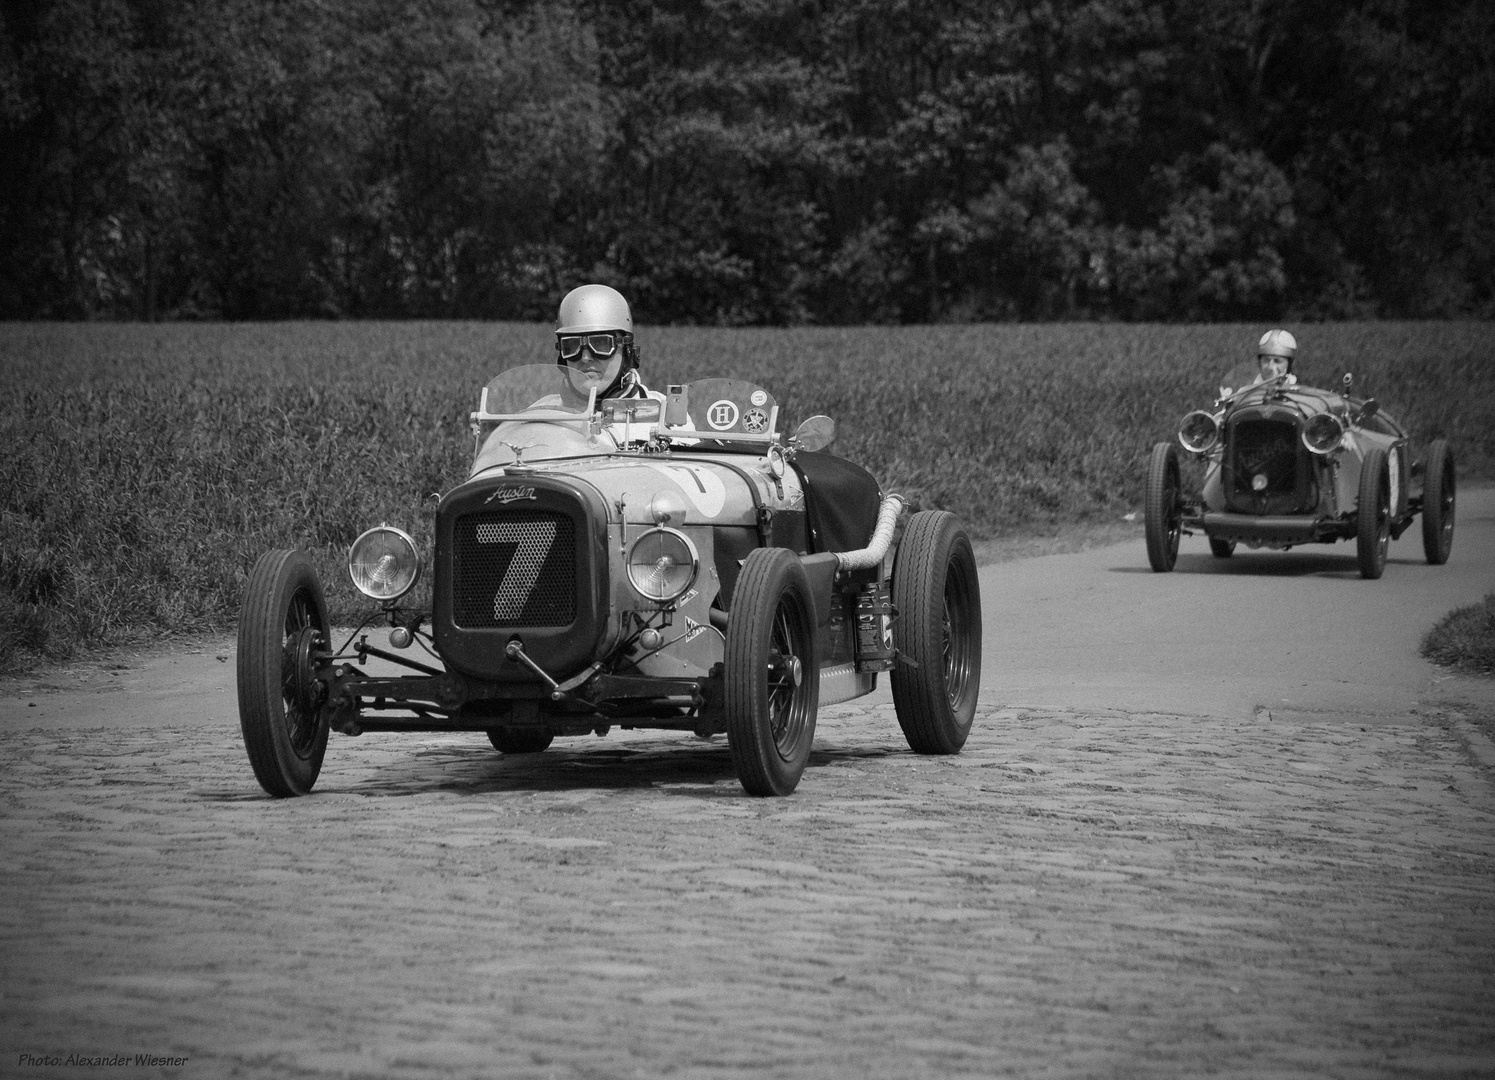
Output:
(487, 729), (554, 754)
(1145, 442), (1183, 572)
(237, 550), (331, 797)
(1420, 439), (1455, 565)
(891, 511), (982, 754)
(1357, 448), (1390, 579)
(725, 548), (819, 796)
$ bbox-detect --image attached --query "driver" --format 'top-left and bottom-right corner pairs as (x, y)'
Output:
(1253, 328), (1298, 386)
(1218, 328), (1299, 398)
(554, 284), (660, 404)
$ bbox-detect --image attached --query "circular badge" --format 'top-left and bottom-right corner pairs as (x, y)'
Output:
(743, 408), (769, 434)
(750, 389), (768, 407)
(706, 400), (740, 430)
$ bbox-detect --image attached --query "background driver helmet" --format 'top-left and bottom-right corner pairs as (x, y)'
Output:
(1257, 328), (1297, 373)
(555, 284), (638, 397)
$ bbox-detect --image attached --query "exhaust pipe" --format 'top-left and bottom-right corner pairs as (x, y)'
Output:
(834, 494), (906, 571)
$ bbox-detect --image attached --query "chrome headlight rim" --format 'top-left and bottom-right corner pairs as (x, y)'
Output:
(1177, 410), (1220, 454)
(347, 525), (421, 603)
(625, 526), (700, 605)
(1301, 412), (1345, 456)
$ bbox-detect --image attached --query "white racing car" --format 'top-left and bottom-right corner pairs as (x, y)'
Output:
(238, 365), (983, 797)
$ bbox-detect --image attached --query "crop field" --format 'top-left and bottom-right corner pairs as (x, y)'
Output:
(2, 320), (1492, 666)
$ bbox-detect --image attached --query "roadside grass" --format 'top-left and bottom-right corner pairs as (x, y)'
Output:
(2, 320), (1491, 668)
(1421, 593), (1495, 677)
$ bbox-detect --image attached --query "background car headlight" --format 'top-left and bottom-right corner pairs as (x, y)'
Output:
(1177, 410), (1219, 454)
(1301, 412), (1345, 455)
(348, 525), (420, 601)
(626, 528), (699, 603)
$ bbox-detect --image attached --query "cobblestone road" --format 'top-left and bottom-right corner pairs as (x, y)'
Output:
(4, 689), (1494, 1079)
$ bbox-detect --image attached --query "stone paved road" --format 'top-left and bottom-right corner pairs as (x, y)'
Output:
(3, 693), (1494, 1079)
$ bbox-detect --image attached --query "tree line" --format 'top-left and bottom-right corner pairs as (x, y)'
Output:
(3, 0), (1491, 324)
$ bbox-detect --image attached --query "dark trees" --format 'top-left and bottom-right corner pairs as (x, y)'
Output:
(2, 0), (1490, 322)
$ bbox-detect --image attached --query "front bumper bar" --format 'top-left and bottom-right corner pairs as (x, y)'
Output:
(1190, 512), (1351, 545)
(319, 661), (713, 733)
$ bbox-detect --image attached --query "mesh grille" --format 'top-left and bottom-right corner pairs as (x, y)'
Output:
(452, 511), (575, 627)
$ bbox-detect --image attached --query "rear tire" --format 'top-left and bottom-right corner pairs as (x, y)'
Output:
(890, 511), (982, 754)
(487, 729), (554, 754)
(1208, 538), (1236, 558)
(237, 550), (331, 797)
(1420, 439), (1455, 565)
(725, 548), (819, 796)
(1357, 448), (1390, 579)
(1144, 442), (1182, 572)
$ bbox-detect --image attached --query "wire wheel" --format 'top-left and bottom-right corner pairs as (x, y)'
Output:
(725, 548), (819, 796)
(1357, 448), (1390, 579)
(1209, 537), (1236, 558)
(1145, 441), (1183, 572)
(237, 549), (331, 796)
(1420, 439), (1455, 565)
(891, 511), (982, 754)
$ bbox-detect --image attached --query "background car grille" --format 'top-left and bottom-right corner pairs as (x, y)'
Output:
(451, 510), (575, 627)
(1224, 418), (1316, 514)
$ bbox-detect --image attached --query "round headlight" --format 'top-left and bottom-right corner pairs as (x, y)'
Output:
(1302, 412), (1344, 455)
(1178, 410), (1220, 454)
(348, 526), (420, 602)
(626, 528), (699, 603)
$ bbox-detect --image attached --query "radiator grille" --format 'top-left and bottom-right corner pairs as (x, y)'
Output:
(1230, 420), (1297, 496)
(452, 511), (575, 627)
(1226, 418), (1316, 514)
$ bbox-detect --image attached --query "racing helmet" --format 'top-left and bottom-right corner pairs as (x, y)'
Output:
(1257, 328), (1297, 371)
(555, 284), (638, 396)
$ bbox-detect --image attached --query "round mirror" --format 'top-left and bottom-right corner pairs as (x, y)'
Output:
(793, 415), (836, 452)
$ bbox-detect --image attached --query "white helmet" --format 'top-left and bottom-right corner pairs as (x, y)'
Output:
(555, 284), (638, 396)
(1257, 328), (1296, 360)
(557, 284), (633, 334)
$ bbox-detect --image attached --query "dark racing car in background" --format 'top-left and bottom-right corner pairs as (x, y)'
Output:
(238, 365), (982, 798)
(1144, 369), (1456, 578)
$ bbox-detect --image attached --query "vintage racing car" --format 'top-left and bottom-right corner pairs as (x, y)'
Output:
(1144, 368), (1455, 577)
(237, 365), (982, 797)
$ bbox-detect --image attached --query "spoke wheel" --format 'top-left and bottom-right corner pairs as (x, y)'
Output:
(891, 511), (982, 754)
(1144, 442), (1183, 572)
(725, 548), (819, 796)
(1357, 448), (1390, 579)
(1208, 537), (1236, 558)
(238, 550), (331, 797)
(1420, 439), (1455, 565)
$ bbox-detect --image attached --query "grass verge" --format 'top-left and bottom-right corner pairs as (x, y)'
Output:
(3, 319), (1491, 667)
(1421, 593), (1495, 677)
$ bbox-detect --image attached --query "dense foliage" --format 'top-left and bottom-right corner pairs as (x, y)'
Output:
(3, 0), (1492, 324)
(2, 319), (1490, 665)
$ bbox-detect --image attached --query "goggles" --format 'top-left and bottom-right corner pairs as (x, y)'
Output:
(557, 332), (627, 361)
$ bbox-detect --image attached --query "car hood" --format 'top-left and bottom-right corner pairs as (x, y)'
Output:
(458, 452), (783, 530)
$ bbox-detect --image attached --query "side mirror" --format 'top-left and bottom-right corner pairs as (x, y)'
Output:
(792, 415), (836, 453)
(1341, 372), (1354, 390)
(1356, 399), (1380, 424)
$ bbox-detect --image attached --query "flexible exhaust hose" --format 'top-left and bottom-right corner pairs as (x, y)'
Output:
(834, 494), (906, 571)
